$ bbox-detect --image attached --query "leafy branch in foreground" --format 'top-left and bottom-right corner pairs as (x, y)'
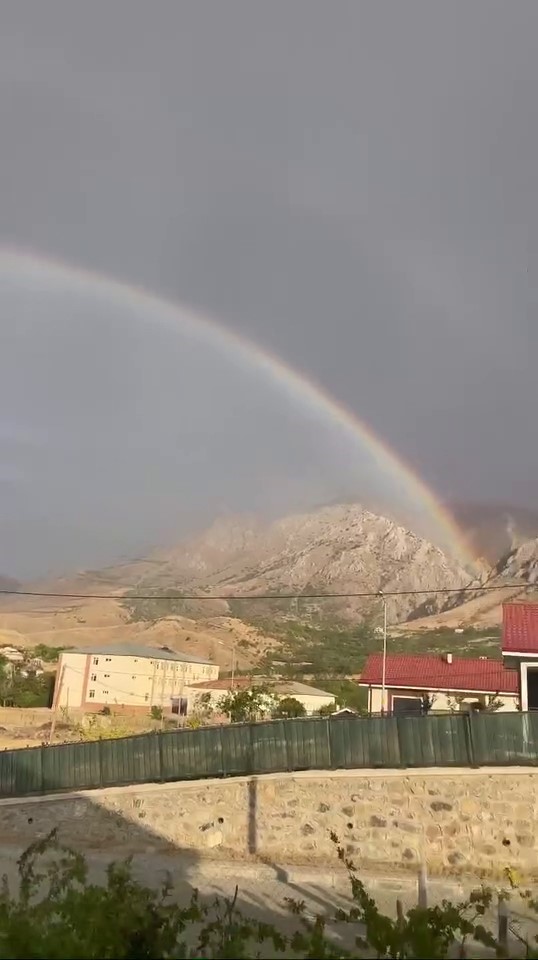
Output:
(0, 830), (535, 958)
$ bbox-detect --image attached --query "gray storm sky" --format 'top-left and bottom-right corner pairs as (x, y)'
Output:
(1, 1), (537, 578)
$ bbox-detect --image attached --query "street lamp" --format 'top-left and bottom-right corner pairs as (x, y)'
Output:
(379, 592), (388, 715)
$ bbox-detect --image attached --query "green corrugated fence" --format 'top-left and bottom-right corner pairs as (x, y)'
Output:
(1, 711), (537, 799)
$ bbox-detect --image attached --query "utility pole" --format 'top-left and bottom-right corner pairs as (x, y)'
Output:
(380, 593), (388, 716)
(177, 663), (186, 728)
(49, 664), (66, 744)
(231, 644), (236, 689)
(217, 639), (237, 688)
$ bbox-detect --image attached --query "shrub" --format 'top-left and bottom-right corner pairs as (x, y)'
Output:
(0, 829), (531, 958)
(218, 686), (278, 723)
(273, 696), (307, 719)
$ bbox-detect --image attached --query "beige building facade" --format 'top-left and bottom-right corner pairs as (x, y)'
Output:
(53, 645), (218, 712)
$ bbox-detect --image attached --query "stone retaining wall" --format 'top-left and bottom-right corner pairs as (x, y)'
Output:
(1, 768), (536, 880)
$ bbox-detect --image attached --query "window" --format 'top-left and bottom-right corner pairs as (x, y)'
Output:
(88, 690), (95, 699)
(104, 673), (110, 678)
(132, 675), (136, 680)
(102, 689), (109, 695)
(144, 693), (149, 701)
(90, 673), (97, 681)
(392, 696), (422, 716)
(105, 657), (111, 662)
(93, 657), (99, 666)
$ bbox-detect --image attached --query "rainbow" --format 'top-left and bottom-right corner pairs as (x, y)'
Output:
(0, 246), (476, 567)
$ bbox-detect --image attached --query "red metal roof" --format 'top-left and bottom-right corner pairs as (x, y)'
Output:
(359, 653), (518, 694)
(502, 603), (538, 654)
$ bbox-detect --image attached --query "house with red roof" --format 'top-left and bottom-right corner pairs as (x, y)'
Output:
(502, 602), (538, 711)
(358, 651), (518, 715)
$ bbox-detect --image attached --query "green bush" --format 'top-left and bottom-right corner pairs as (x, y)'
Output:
(218, 686), (278, 723)
(0, 672), (55, 708)
(0, 830), (532, 958)
(273, 696), (307, 719)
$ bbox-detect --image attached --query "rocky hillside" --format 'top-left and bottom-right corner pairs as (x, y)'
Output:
(115, 503), (473, 624)
(0, 504), (473, 647)
(449, 503), (538, 565)
(398, 537), (538, 632)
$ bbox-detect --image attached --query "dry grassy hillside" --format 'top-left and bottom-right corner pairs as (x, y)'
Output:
(0, 592), (275, 670)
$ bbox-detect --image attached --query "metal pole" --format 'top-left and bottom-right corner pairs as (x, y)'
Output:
(381, 595), (387, 715)
(231, 644), (236, 689)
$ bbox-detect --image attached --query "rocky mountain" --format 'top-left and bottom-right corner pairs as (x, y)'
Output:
(448, 502), (538, 565)
(494, 537), (538, 584)
(0, 502), (474, 638)
(399, 536), (538, 632)
(109, 503), (473, 624)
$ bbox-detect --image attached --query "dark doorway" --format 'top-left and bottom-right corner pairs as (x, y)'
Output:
(527, 670), (538, 710)
(392, 696), (422, 716)
(170, 697), (188, 716)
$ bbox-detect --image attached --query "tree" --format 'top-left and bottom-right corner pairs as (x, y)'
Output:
(186, 692), (214, 728)
(272, 696), (306, 719)
(318, 701), (337, 716)
(0, 669), (55, 708)
(218, 686), (277, 723)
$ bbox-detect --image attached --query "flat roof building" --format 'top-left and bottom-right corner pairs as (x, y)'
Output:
(53, 644), (219, 712)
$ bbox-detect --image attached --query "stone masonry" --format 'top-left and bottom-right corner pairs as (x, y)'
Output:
(0, 768), (536, 880)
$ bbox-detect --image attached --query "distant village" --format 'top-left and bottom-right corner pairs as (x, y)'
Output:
(0, 602), (535, 732)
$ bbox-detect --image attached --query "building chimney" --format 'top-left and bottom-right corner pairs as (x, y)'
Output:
(444, 653), (453, 665)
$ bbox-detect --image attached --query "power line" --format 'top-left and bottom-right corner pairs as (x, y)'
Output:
(0, 582), (530, 602)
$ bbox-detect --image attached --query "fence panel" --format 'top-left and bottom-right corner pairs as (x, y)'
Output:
(327, 715), (361, 768)
(220, 723), (252, 775)
(4, 712), (538, 800)
(284, 718), (331, 770)
(470, 712), (538, 765)
(250, 720), (288, 773)
(0, 747), (43, 797)
(397, 714), (471, 767)
(42, 740), (102, 792)
(328, 716), (401, 768)
(0, 751), (16, 796)
(99, 733), (160, 787)
(160, 727), (224, 781)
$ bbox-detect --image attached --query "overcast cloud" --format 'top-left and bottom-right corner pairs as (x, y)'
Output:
(1, 1), (537, 578)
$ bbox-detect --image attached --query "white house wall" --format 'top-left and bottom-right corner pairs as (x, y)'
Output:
(56, 652), (86, 709)
(369, 686), (518, 714)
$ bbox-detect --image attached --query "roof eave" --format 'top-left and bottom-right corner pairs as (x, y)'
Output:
(357, 680), (517, 696)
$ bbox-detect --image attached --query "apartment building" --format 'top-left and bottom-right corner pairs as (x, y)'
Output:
(53, 644), (218, 712)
